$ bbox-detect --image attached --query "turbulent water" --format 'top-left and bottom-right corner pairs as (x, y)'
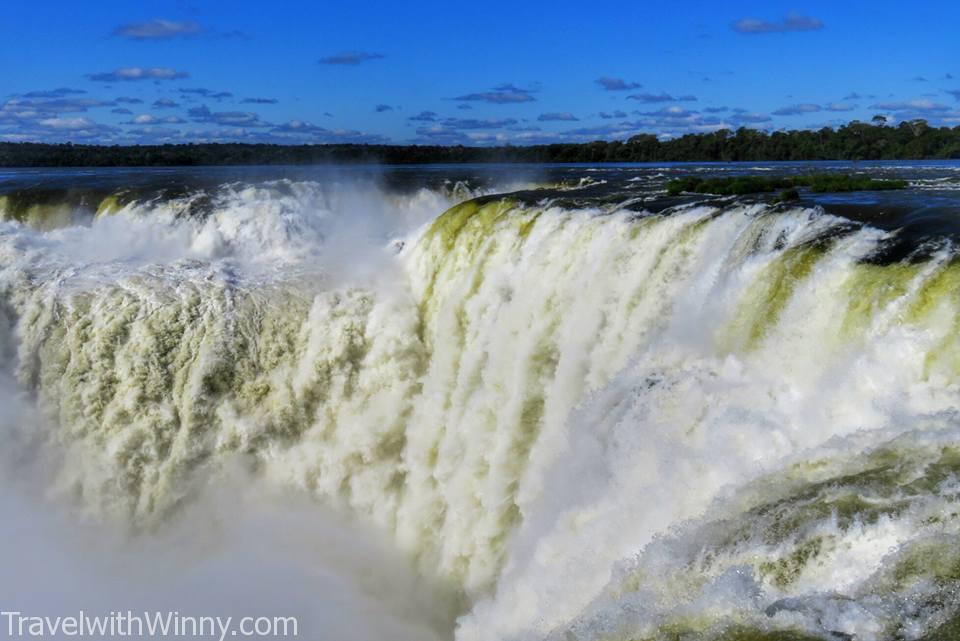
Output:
(4, 163), (960, 640)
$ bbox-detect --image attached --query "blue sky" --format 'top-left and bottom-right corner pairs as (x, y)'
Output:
(2, 0), (959, 146)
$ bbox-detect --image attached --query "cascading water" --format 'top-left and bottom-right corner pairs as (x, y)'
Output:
(3, 168), (960, 641)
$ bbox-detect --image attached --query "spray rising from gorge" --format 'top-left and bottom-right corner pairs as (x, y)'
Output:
(3, 165), (960, 640)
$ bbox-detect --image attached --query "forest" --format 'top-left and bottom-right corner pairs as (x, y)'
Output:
(2, 119), (959, 166)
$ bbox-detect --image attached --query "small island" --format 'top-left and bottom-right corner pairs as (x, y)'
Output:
(666, 173), (909, 201)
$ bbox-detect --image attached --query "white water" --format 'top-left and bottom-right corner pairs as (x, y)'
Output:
(2, 179), (960, 640)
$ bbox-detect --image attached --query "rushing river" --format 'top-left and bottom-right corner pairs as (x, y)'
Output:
(4, 162), (960, 641)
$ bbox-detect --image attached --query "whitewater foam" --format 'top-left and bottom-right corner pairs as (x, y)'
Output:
(2, 178), (960, 640)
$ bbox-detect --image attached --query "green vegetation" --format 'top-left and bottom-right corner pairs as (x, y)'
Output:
(2, 119), (960, 166)
(774, 188), (800, 203)
(666, 173), (908, 197)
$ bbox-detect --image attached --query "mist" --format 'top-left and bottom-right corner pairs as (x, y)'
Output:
(0, 453), (460, 641)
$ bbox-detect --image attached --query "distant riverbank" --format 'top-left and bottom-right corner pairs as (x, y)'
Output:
(3, 119), (960, 167)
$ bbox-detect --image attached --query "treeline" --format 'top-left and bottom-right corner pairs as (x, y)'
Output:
(3, 119), (960, 167)
(666, 174), (908, 197)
